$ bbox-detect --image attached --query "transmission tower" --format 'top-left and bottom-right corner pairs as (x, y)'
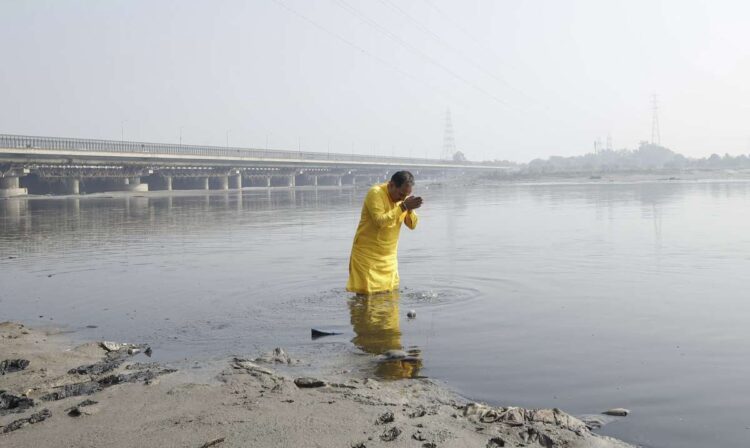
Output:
(442, 108), (457, 160)
(651, 94), (660, 145)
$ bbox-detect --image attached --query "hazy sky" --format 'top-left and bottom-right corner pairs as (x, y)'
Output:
(2, 0), (749, 162)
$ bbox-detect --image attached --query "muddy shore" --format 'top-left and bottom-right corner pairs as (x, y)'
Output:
(1, 322), (634, 447)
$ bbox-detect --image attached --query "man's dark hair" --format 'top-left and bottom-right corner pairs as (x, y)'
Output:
(390, 171), (415, 188)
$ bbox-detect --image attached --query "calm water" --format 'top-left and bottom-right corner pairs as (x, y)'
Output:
(2, 181), (750, 447)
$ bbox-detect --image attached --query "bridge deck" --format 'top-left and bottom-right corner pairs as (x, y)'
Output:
(0, 134), (505, 171)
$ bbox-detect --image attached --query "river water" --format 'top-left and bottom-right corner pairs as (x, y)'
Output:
(1, 180), (749, 447)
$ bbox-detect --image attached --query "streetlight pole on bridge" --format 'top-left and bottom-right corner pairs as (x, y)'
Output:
(120, 120), (127, 143)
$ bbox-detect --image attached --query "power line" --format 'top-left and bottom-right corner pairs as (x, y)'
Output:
(422, 0), (503, 64)
(420, 0), (543, 110)
(379, 0), (515, 92)
(271, 0), (457, 103)
(271, 0), (477, 157)
(332, 0), (511, 107)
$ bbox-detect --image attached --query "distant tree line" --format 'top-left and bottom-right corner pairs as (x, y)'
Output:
(519, 142), (750, 173)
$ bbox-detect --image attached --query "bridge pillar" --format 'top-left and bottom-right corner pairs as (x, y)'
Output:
(230, 174), (242, 190)
(110, 177), (148, 192)
(114, 178), (129, 189)
(0, 177), (19, 189)
(62, 178), (80, 195)
(288, 175), (295, 188)
(266, 176), (272, 188)
(0, 177), (27, 197)
(163, 176), (172, 191)
(312, 175), (318, 187)
(337, 176), (342, 187)
(214, 176), (229, 190)
(200, 177), (209, 190)
(127, 177), (148, 192)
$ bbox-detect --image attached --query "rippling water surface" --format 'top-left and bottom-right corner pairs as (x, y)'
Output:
(2, 181), (750, 448)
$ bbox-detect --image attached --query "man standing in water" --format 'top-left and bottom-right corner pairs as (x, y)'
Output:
(347, 171), (422, 295)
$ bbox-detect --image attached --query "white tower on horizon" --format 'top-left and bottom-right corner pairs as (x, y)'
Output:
(442, 108), (457, 160)
(651, 94), (661, 145)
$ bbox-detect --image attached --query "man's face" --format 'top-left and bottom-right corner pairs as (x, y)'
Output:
(388, 181), (412, 202)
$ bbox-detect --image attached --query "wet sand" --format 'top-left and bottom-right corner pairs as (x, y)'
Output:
(1, 322), (634, 447)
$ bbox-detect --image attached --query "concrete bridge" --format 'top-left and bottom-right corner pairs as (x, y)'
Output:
(0, 134), (508, 197)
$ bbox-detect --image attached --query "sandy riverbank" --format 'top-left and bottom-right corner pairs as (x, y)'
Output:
(1, 322), (634, 447)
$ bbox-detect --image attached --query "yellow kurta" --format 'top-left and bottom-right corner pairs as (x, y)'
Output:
(348, 291), (422, 379)
(347, 183), (418, 295)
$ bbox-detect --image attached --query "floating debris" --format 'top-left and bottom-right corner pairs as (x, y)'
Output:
(383, 350), (407, 360)
(311, 328), (343, 340)
(603, 408), (630, 417)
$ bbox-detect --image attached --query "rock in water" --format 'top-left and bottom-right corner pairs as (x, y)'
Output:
(294, 377), (326, 388)
(0, 359), (30, 375)
(486, 437), (507, 448)
(198, 437), (226, 448)
(100, 341), (129, 352)
(231, 358), (274, 375)
(66, 400), (100, 417)
(380, 426), (402, 442)
(407, 310), (416, 319)
(1, 409), (51, 433)
(0, 392), (35, 414)
(580, 415), (606, 430)
(254, 347), (294, 364)
(408, 406), (427, 418)
(68, 357), (124, 376)
(40, 381), (101, 401)
(377, 411), (395, 424)
(603, 408), (630, 417)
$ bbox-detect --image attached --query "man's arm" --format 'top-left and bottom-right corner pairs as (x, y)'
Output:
(405, 210), (418, 230)
(366, 189), (403, 229)
(403, 196), (422, 229)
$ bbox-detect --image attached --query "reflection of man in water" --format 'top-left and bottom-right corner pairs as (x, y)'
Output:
(347, 171), (422, 295)
(348, 291), (422, 379)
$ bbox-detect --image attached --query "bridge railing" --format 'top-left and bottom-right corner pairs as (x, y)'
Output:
(0, 134), (466, 166)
